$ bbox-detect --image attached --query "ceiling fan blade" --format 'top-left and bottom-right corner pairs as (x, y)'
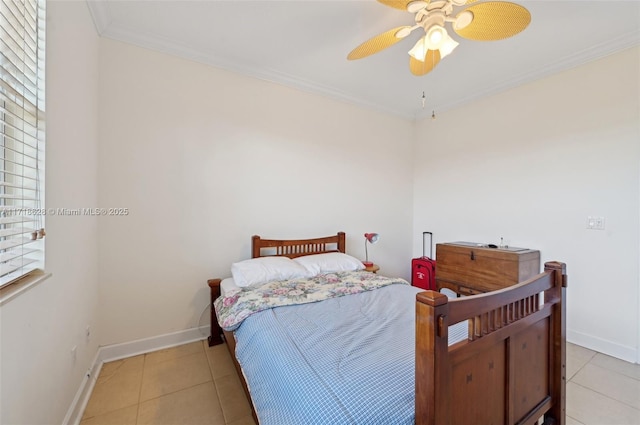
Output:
(348, 26), (412, 60)
(453, 1), (531, 41)
(409, 49), (441, 76)
(376, 0), (414, 11)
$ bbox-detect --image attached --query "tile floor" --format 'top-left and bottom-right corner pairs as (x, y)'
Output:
(80, 340), (255, 425)
(81, 340), (639, 425)
(566, 343), (639, 425)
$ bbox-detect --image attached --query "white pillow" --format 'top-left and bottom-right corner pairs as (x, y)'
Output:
(293, 252), (365, 276)
(231, 256), (312, 287)
(220, 277), (241, 297)
(440, 287), (459, 299)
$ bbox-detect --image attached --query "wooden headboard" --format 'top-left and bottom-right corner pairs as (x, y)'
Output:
(209, 231), (346, 348)
(252, 232), (346, 259)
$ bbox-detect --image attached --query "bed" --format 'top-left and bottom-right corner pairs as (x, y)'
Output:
(208, 232), (567, 425)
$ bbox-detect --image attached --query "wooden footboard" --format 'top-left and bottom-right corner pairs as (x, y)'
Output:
(415, 261), (567, 425)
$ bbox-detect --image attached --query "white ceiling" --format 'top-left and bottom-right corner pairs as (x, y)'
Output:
(86, 0), (640, 120)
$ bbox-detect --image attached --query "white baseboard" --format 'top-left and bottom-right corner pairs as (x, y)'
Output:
(63, 325), (210, 425)
(63, 350), (103, 425)
(568, 329), (638, 364)
(97, 325), (210, 363)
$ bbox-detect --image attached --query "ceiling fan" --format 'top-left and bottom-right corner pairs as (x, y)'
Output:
(347, 0), (531, 76)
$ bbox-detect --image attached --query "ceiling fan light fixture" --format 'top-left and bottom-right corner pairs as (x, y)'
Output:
(438, 33), (459, 58)
(425, 25), (447, 49)
(409, 28), (458, 62)
(408, 36), (428, 61)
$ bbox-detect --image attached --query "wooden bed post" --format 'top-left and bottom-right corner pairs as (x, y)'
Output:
(415, 290), (451, 425)
(543, 261), (567, 425)
(337, 231), (346, 253)
(208, 278), (224, 346)
(251, 235), (261, 259)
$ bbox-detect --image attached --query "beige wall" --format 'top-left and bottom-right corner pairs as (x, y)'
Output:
(97, 39), (415, 345)
(412, 47), (640, 363)
(0, 1), (100, 424)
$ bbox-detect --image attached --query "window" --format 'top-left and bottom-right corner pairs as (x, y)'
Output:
(0, 0), (45, 288)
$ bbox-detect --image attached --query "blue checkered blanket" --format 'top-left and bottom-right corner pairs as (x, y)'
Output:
(232, 283), (434, 425)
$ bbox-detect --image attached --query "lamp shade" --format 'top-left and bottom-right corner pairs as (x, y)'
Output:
(408, 36), (428, 61)
(436, 32), (459, 59)
(365, 233), (380, 244)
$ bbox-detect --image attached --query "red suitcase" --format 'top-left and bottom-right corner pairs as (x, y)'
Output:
(411, 232), (436, 290)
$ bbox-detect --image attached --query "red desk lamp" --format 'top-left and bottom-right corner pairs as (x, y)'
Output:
(363, 233), (380, 267)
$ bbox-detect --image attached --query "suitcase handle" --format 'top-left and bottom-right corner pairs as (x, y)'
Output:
(423, 232), (433, 258)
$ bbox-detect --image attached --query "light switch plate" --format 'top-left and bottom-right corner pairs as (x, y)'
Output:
(586, 216), (605, 230)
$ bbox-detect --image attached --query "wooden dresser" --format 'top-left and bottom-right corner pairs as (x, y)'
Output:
(435, 242), (540, 296)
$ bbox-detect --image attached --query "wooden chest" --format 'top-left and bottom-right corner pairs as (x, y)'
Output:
(435, 242), (540, 295)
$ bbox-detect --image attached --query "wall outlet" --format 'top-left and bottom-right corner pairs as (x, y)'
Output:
(586, 216), (605, 230)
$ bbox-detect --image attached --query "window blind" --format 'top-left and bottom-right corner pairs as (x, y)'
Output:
(0, 0), (45, 288)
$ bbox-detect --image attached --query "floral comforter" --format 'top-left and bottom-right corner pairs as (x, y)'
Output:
(214, 270), (410, 331)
